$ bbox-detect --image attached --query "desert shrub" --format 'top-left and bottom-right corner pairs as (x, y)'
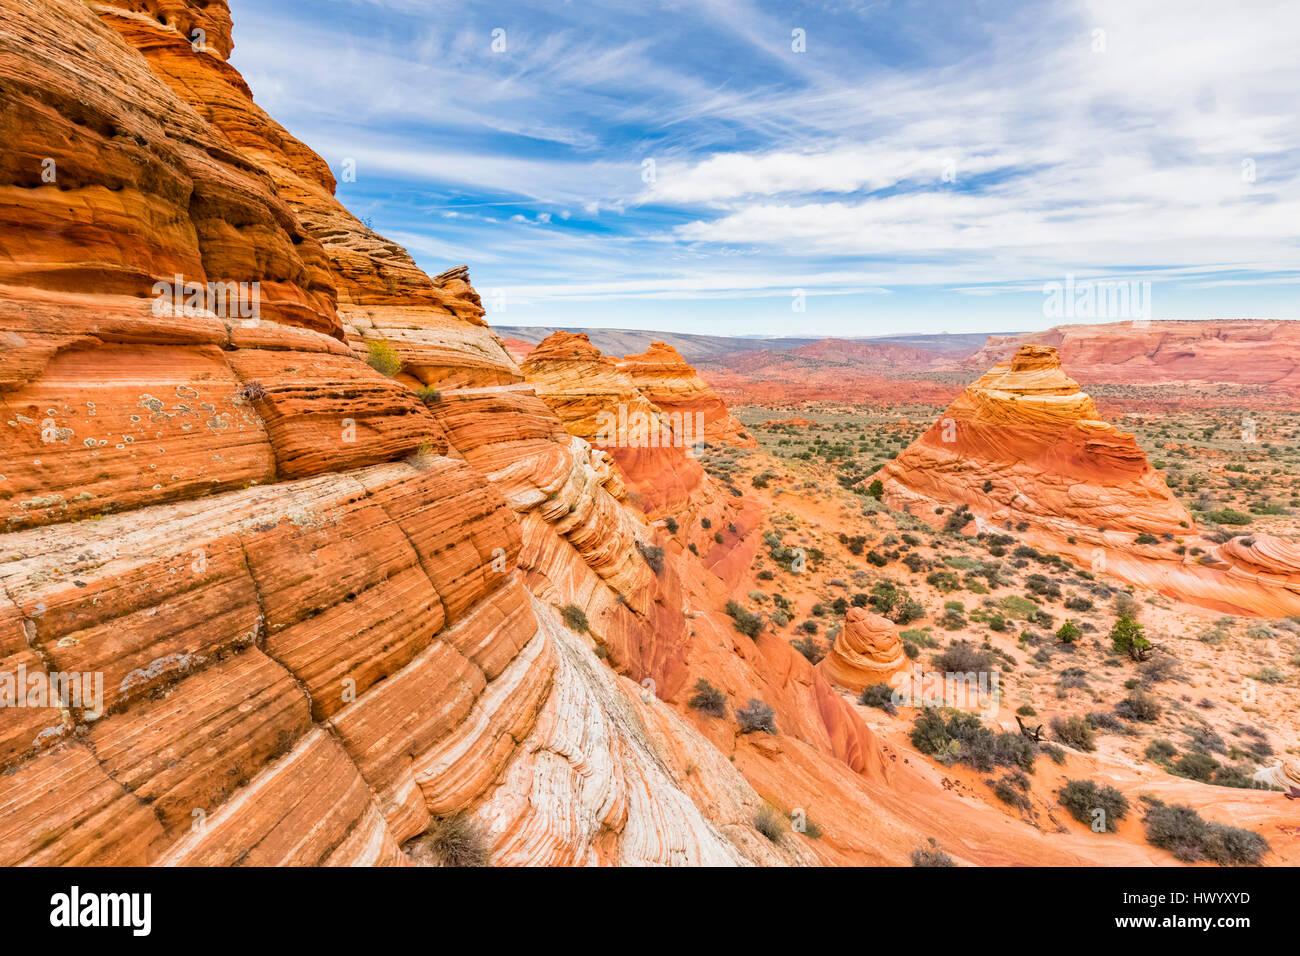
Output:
(1115, 689), (1163, 722)
(560, 604), (590, 634)
(1058, 780), (1128, 832)
(932, 640), (995, 674)
(735, 698), (777, 734)
(1135, 532), (1159, 545)
(926, 570), (960, 593)
(1086, 711), (1130, 734)
(410, 814), (491, 867)
(1057, 666), (1089, 691)
(1050, 715), (1097, 751)
(895, 598), (925, 624)
(754, 803), (786, 843)
(993, 772), (1030, 810)
(790, 636), (825, 664)
(1142, 801), (1270, 865)
(1140, 652), (1181, 685)
(636, 541), (665, 574)
(911, 709), (1036, 773)
(999, 595), (1039, 619)
(1112, 592), (1140, 619)
(1205, 508), (1253, 526)
(415, 385), (442, 405)
(1065, 596), (1094, 612)
(859, 683), (897, 714)
(725, 600), (763, 638)
(1056, 620), (1082, 644)
(688, 678), (727, 718)
(1017, 704), (1037, 717)
(1144, 738), (1178, 763)
(664, 517), (679, 534)
(1170, 751), (1218, 782)
(1247, 666), (1287, 684)
(365, 338), (402, 377)
(910, 837), (954, 867)
(866, 479), (884, 500)
(1041, 743), (1067, 764)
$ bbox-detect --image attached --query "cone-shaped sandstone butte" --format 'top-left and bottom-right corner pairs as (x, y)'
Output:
(618, 342), (757, 449)
(877, 345), (1300, 617)
(819, 608), (907, 693)
(877, 344), (1193, 541)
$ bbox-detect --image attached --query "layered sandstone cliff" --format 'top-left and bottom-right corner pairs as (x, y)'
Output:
(0, 0), (901, 867)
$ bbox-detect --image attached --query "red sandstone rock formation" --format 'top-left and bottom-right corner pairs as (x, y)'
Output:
(878, 345), (1194, 539)
(960, 320), (1300, 393)
(0, 0), (904, 867)
(619, 342), (757, 449)
(879, 345), (1300, 617)
(819, 609), (907, 693)
(520, 332), (741, 538)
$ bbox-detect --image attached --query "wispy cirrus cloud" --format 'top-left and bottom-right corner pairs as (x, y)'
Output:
(229, 0), (1300, 335)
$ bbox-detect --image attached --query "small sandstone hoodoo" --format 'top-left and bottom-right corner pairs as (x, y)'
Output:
(819, 608), (907, 692)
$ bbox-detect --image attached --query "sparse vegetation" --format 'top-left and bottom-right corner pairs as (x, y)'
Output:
(688, 679), (727, 718)
(736, 698), (777, 735)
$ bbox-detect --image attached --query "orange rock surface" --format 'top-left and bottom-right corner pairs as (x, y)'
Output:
(878, 345), (1194, 539)
(619, 342), (757, 449)
(0, 0), (925, 868)
(819, 609), (908, 692)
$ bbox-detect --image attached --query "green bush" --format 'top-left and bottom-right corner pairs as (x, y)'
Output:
(725, 600), (763, 638)
(1058, 780), (1128, 832)
(858, 683), (897, 715)
(1205, 508), (1253, 526)
(1109, 613), (1151, 661)
(1056, 620), (1082, 644)
(1142, 801), (1270, 865)
(415, 385), (442, 405)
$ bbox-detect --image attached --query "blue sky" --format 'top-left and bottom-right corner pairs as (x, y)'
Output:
(229, 0), (1300, 336)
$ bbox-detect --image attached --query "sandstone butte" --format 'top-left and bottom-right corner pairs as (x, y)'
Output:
(876, 345), (1300, 618)
(617, 341), (758, 449)
(0, 0), (1127, 868)
(818, 608), (907, 693)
